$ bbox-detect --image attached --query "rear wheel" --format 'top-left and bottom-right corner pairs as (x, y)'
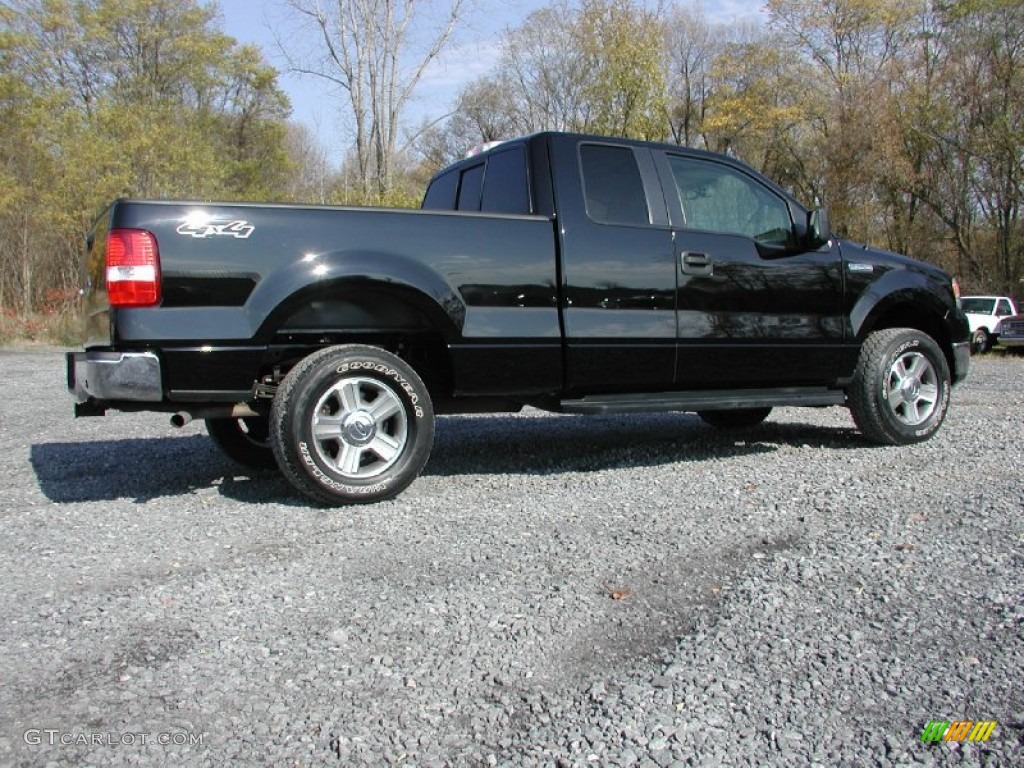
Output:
(270, 345), (434, 506)
(697, 407), (772, 430)
(206, 415), (278, 471)
(848, 328), (951, 445)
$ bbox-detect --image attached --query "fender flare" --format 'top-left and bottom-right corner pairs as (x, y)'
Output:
(849, 268), (955, 343)
(245, 249), (466, 342)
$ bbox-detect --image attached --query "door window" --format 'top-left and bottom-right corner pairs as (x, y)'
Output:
(668, 156), (793, 246)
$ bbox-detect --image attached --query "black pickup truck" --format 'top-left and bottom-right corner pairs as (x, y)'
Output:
(68, 131), (971, 504)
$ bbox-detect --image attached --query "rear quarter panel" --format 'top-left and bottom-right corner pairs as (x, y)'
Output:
(89, 200), (560, 395)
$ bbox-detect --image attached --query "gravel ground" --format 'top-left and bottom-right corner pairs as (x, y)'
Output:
(0, 348), (1021, 768)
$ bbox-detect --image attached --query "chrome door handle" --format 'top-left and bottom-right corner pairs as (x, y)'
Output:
(681, 251), (713, 276)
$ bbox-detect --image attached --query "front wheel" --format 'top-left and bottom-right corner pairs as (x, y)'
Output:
(848, 328), (951, 445)
(270, 345), (435, 505)
(971, 328), (989, 355)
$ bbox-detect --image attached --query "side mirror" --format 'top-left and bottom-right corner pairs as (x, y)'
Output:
(808, 208), (831, 248)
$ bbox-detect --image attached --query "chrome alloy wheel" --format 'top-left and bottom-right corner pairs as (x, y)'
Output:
(885, 350), (939, 426)
(310, 376), (408, 478)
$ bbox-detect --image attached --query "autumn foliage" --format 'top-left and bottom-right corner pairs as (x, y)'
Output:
(1, 0), (1021, 343)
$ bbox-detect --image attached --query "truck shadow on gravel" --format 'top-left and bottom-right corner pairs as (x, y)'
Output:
(423, 412), (865, 477)
(31, 413), (863, 504)
(29, 434), (299, 505)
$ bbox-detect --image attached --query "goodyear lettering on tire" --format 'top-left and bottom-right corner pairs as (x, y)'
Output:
(298, 441), (390, 496)
(336, 361), (424, 418)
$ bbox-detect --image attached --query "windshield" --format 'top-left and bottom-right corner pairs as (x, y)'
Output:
(961, 298), (996, 314)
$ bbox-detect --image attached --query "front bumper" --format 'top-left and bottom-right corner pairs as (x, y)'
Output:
(997, 329), (1024, 347)
(952, 341), (971, 384)
(997, 315), (1024, 346)
(67, 351), (164, 404)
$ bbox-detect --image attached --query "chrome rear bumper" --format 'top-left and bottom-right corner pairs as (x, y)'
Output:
(67, 351), (163, 403)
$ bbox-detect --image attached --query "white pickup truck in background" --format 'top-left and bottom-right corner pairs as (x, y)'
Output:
(960, 295), (1020, 353)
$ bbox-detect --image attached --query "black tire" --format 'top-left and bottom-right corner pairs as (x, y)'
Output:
(270, 345), (434, 506)
(206, 415), (278, 471)
(697, 407), (772, 430)
(848, 328), (951, 445)
(971, 328), (989, 355)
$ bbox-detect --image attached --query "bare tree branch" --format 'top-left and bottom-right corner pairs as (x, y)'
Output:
(282, 0), (467, 198)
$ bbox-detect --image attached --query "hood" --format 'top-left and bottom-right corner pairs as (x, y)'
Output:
(839, 239), (952, 283)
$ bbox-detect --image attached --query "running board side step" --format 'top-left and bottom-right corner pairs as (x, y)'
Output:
(559, 387), (847, 415)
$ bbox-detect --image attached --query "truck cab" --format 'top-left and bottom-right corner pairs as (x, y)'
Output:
(423, 133), (967, 399)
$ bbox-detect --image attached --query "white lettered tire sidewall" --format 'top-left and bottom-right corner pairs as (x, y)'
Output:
(270, 345), (435, 506)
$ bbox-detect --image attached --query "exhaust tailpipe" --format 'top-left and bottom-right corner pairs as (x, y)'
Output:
(170, 403), (260, 428)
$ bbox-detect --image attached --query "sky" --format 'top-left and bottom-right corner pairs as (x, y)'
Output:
(209, 0), (768, 163)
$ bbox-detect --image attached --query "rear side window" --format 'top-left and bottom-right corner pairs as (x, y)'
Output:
(422, 171), (458, 210)
(480, 146), (530, 214)
(580, 144), (650, 226)
(960, 298), (995, 314)
(457, 163), (485, 211)
(423, 144), (531, 214)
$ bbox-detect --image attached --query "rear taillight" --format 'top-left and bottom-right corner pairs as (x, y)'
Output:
(107, 229), (161, 307)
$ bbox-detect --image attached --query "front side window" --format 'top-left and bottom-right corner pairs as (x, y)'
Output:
(997, 299), (1013, 316)
(580, 144), (651, 226)
(669, 156), (793, 245)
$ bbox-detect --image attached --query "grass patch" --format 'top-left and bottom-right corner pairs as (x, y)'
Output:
(0, 307), (82, 347)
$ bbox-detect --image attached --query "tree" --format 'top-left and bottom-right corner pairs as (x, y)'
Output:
(664, 4), (718, 147)
(577, 0), (667, 140)
(875, 0), (1024, 291)
(701, 27), (811, 188)
(283, 0), (466, 201)
(0, 0), (293, 319)
(499, 2), (592, 133)
(282, 122), (335, 203)
(766, 0), (917, 235)
(872, 1), (961, 268)
(942, 0), (1024, 292)
(411, 76), (518, 171)
(423, 0), (670, 160)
